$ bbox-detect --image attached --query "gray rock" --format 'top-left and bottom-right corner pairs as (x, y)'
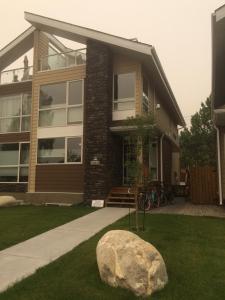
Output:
(96, 230), (168, 297)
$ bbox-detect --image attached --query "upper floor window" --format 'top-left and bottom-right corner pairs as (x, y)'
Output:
(142, 77), (149, 113)
(0, 142), (30, 182)
(113, 73), (135, 111)
(0, 93), (31, 134)
(39, 80), (83, 127)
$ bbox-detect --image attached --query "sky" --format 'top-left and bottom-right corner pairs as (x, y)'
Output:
(0, 0), (224, 126)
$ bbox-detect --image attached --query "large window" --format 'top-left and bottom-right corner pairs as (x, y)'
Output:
(113, 73), (135, 111)
(37, 137), (82, 164)
(39, 80), (83, 127)
(0, 142), (30, 182)
(0, 93), (32, 133)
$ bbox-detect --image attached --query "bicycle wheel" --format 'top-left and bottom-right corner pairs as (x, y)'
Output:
(160, 192), (168, 206)
(144, 193), (151, 210)
(150, 191), (160, 208)
(138, 193), (146, 211)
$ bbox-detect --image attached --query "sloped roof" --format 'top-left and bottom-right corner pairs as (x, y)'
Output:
(0, 26), (35, 70)
(24, 12), (185, 126)
(0, 12), (185, 126)
(0, 25), (71, 71)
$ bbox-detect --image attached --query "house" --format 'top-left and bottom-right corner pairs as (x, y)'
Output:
(212, 5), (225, 206)
(0, 12), (185, 204)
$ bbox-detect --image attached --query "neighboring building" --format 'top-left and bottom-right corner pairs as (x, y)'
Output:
(0, 12), (185, 204)
(212, 5), (225, 205)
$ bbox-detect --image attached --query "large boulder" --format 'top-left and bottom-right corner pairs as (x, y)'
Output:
(0, 196), (17, 207)
(96, 230), (168, 297)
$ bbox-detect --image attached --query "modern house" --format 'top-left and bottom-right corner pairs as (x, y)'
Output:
(0, 12), (185, 204)
(212, 5), (225, 206)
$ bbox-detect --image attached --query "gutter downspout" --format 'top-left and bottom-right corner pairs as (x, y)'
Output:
(215, 126), (223, 205)
(160, 134), (164, 182)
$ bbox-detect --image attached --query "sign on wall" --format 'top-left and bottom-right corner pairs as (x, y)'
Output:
(91, 200), (104, 208)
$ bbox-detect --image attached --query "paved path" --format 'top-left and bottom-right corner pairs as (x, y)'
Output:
(149, 198), (225, 218)
(0, 207), (131, 293)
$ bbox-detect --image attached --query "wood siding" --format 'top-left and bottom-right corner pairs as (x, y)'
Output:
(29, 51), (86, 192)
(33, 30), (49, 73)
(190, 166), (218, 204)
(162, 137), (173, 184)
(0, 81), (32, 95)
(113, 54), (142, 115)
(0, 132), (30, 143)
(35, 164), (84, 192)
(0, 183), (27, 193)
(155, 97), (179, 147)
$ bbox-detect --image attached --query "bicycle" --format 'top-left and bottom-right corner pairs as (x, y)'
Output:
(138, 182), (160, 211)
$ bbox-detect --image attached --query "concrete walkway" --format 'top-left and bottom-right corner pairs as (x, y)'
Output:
(149, 198), (225, 218)
(0, 207), (131, 293)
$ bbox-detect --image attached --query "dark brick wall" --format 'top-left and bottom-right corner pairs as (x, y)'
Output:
(83, 40), (114, 201)
(0, 183), (27, 193)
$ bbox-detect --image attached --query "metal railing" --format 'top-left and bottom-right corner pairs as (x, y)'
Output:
(0, 66), (33, 85)
(39, 48), (86, 71)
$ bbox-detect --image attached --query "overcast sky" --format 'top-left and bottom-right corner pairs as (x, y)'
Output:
(0, 0), (224, 125)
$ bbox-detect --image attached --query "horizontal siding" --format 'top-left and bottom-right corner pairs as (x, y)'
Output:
(33, 65), (86, 84)
(29, 63), (86, 192)
(113, 54), (142, 115)
(35, 164), (84, 192)
(155, 98), (179, 147)
(0, 81), (32, 95)
(0, 132), (30, 143)
(0, 183), (27, 193)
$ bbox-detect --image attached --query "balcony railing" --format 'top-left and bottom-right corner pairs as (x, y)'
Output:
(0, 66), (33, 85)
(39, 48), (86, 71)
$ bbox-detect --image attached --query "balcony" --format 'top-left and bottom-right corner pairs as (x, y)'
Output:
(0, 66), (33, 85)
(39, 48), (86, 72)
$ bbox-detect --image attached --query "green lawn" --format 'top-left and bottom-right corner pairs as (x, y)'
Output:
(0, 213), (224, 300)
(0, 205), (95, 251)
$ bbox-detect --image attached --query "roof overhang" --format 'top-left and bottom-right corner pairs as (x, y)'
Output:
(24, 12), (152, 55)
(214, 108), (225, 126)
(0, 26), (35, 71)
(25, 12), (185, 126)
(212, 6), (225, 109)
(110, 124), (156, 134)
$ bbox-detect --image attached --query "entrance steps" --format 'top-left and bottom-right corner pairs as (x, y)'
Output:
(106, 187), (137, 208)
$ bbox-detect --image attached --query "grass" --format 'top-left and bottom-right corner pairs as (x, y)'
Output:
(0, 213), (224, 300)
(0, 205), (95, 251)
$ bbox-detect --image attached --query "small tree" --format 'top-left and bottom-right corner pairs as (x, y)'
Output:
(180, 97), (216, 167)
(124, 114), (157, 230)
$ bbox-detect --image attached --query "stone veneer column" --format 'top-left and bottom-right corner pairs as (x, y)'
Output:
(83, 40), (113, 202)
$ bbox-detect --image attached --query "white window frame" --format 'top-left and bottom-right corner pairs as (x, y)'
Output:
(0, 93), (32, 135)
(37, 136), (83, 165)
(113, 72), (136, 112)
(38, 79), (84, 128)
(0, 141), (30, 183)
